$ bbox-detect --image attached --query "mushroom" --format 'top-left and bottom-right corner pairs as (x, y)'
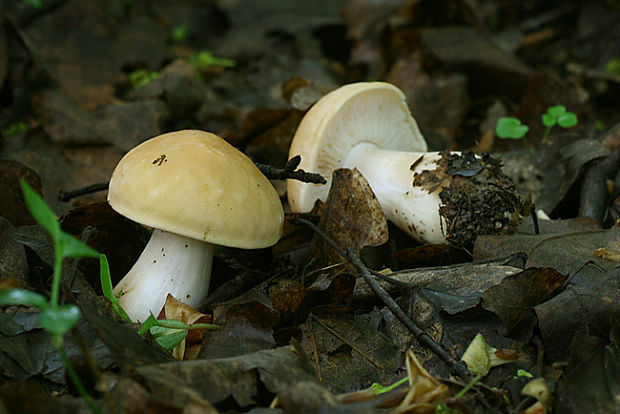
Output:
(287, 82), (527, 247)
(108, 130), (284, 322)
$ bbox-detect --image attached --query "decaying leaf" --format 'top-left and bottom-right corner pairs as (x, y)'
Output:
(392, 350), (449, 413)
(312, 168), (389, 265)
(481, 268), (566, 334)
(521, 378), (552, 414)
(158, 294), (213, 360)
(461, 333), (517, 377)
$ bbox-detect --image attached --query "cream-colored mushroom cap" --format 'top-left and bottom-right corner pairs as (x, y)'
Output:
(287, 82), (428, 212)
(108, 130), (283, 248)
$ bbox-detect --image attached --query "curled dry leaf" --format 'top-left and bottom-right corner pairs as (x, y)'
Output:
(521, 378), (551, 414)
(392, 350), (449, 413)
(159, 294), (212, 360)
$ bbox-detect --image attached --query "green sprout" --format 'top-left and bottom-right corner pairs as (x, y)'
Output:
(541, 105), (578, 142)
(2, 121), (30, 138)
(138, 314), (220, 352)
(171, 24), (189, 42)
(496, 105), (578, 146)
(189, 50), (236, 72)
(605, 58), (620, 76)
(0, 181), (101, 413)
(20, 0), (42, 9)
(495, 117), (530, 147)
(129, 68), (159, 88)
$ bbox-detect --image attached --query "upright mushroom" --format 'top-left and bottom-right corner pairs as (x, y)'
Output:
(287, 82), (527, 247)
(108, 130), (283, 322)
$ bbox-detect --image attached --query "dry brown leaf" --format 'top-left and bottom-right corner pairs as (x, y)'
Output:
(392, 350), (449, 413)
(159, 294), (212, 360)
(312, 168), (389, 265)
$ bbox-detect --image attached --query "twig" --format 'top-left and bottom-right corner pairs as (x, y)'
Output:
(68, 226), (97, 289)
(530, 204), (540, 235)
(308, 317), (322, 381)
(292, 217), (472, 381)
(58, 182), (109, 202)
(256, 155), (327, 184)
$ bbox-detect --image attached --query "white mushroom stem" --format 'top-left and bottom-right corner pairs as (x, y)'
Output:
(114, 229), (214, 323)
(343, 142), (447, 244)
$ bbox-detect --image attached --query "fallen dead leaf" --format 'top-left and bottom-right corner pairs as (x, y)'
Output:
(312, 168), (389, 266)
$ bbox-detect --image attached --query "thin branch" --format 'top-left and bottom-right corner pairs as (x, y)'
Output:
(58, 182), (109, 202)
(256, 155), (327, 184)
(291, 217), (472, 381)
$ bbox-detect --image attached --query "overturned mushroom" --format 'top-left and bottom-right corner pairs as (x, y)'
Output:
(287, 82), (528, 247)
(108, 130), (284, 322)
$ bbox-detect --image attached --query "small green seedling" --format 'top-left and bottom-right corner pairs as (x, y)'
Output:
(495, 117), (530, 146)
(189, 50), (236, 72)
(20, 0), (42, 9)
(171, 24), (189, 42)
(129, 68), (159, 88)
(2, 121), (30, 138)
(605, 58), (620, 76)
(496, 105), (578, 146)
(541, 105), (578, 142)
(138, 314), (220, 352)
(0, 181), (101, 413)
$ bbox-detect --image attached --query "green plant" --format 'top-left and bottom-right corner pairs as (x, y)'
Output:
(189, 50), (236, 72)
(171, 24), (189, 42)
(605, 58), (620, 76)
(0, 181), (101, 413)
(541, 105), (578, 142)
(495, 117), (530, 146)
(138, 314), (220, 352)
(2, 121), (30, 137)
(21, 0), (42, 9)
(495, 105), (578, 146)
(129, 68), (159, 88)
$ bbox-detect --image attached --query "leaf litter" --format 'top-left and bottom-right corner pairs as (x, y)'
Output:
(1, 1), (620, 413)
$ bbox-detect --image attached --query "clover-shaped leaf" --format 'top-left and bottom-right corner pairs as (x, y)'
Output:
(542, 105), (577, 129)
(557, 112), (578, 128)
(496, 117), (529, 139)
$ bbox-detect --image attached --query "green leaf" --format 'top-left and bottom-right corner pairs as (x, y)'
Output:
(39, 304), (81, 335)
(1, 121), (30, 137)
(99, 254), (131, 322)
(20, 180), (60, 239)
(541, 113), (556, 127)
(150, 325), (188, 351)
(138, 314), (159, 335)
(171, 24), (189, 42)
(129, 69), (159, 88)
(57, 232), (99, 259)
(557, 112), (578, 128)
(496, 117), (529, 139)
(21, 0), (42, 9)
(546, 105), (566, 118)
(605, 58), (620, 76)
(189, 51), (236, 70)
(461, 333), (491, 376)
(0, 288), (48, 310)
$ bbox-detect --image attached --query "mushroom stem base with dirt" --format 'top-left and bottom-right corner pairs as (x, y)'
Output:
(343, 143), (529, 247)
(114, 229), (214, 323)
